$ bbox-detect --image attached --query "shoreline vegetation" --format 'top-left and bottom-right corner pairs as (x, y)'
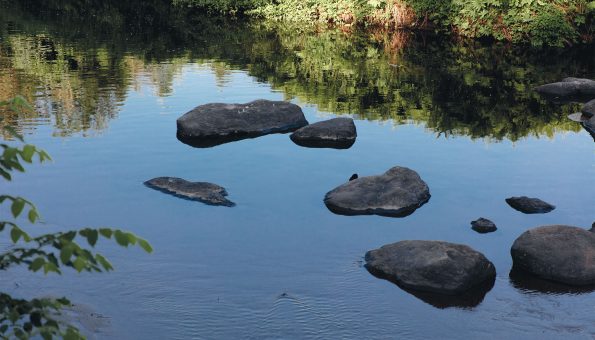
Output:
(174, 0), (594, 47)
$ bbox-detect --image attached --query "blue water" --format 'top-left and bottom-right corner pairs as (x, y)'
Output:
(1, 63), (593, 339)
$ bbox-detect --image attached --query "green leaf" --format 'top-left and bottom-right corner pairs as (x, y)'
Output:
(87, 229), (98, 247)
(99, 228), (112, 238)
(43, 262), (59, 274)
(95, 254), (113, 271)
(60, 244), (74, 264)
(137, 238), (153, 253)
(30, 257), (45, 272)
(21, 145), (35, 163)
(28, 209), (39, 223)
(10, 227), (22, 243)
(72, 257), (85, 272)
(11, 198), (25, 218)
(114, 230), (129, 247)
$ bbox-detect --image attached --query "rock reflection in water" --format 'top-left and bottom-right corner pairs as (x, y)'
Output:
(366, 266), (495, 309)
(509, 269), (595, 295)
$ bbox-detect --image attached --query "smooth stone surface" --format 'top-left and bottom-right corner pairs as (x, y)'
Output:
(505, 196), (555, 214)
(471, 218), (497, 234)
(365, 240), (496, 295)
(144, 177), (235, 206)
(535, 77), (595, 100)
(176, 100), (308, 147)
(324, 166), (430, 217)
(290, 117), (357, 149)
(511, 225), (595, 286)
(581, 99), (595, 118)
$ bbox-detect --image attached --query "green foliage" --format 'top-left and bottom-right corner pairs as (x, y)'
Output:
(173, 0), (594, 46)
(0, 97), (152, 339)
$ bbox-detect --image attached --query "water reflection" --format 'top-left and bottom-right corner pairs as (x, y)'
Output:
(509, 269), (595, 295)
(366, 266), (495, 309)
(0, 0), (592, 141)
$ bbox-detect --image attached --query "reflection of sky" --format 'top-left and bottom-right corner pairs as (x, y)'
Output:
(3, 67), (595, 339)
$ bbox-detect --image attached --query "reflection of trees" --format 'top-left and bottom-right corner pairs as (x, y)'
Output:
(0, 0), (592, 141)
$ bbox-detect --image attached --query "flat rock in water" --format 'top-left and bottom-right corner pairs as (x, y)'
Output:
(511, 225), (595, 286)
(324, 166), (430, 217)
(535, 77), (595, 101)
(144, 177), (234, 207)
(365, 240), (496, 295)
(505, 196), (555, 214)
(176, 100), (308, 147)
(471, 218), (497, 233)
(290, 117), (357, 149)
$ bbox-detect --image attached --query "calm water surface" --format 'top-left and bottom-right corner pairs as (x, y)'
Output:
(1, 2), (594, 339)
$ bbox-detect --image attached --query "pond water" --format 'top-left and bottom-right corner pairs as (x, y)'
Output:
(1, 1), (594, 339)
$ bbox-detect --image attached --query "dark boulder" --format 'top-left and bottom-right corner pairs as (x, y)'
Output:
(511, 225), (595, 286)
(144, 177), (234, 207)
(471, 218), (497, 234)
(176, 100), (308, 147)
(290, 117), (357, 149)
(324, 166), (430, 217)
(535, 77), (595, 101)
(505, 196), (555, 214)
(365, 240), (496, 295)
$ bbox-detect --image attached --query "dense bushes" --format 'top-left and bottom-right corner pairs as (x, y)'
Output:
(174, 0), (594, 46)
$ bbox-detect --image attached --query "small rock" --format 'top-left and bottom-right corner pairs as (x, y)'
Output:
(471, 218), (497, 233)
(144, 177), (235, 206)
(349, 173), (358, 181)
(324, 166), (430, 217)
(511, 225), (595, 286)
(176, 100), (308, 147)
(535, 77), (595, 100)
(290, 117), (357, 149)
(505, 196), (555, 214)
(365, 240), (496, 295)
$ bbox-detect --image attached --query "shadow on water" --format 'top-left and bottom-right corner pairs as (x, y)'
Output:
(0, 0), (593, 141)
(365, 266), (495, 309)
(509, 268), (595, 295)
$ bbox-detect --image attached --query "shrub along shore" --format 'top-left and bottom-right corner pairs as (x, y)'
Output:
(174, 0), (594, 47)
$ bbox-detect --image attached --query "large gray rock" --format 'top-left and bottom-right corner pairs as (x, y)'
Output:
(324, 166), (430, 217)
(535, 77), (595, 100)
(365, 240), (496, 295)
(176, 100), (308, 147)
(144, 177), (234, 206)
(511, 225), (595, 286)
(505, 196), (555, 214)
(290, 117), (357, 149)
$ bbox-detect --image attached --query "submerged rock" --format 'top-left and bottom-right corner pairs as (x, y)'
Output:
(290, 117), (357, 149)
(324, 166), (430, 217)
(365, 240), (496, 295)
(535, 77), (595, 100)
(511, 225), (595, 286)
(505, 196), (555, 214)
(144, 177), (235, 206)
(176, 100), (308, 147)
(471, 218), (497, 234)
